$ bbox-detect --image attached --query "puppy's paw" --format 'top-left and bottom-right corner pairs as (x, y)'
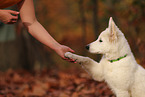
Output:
(65, 52), (80, 62)
(65, 52), (85, 64)
(65, 52), (73, 59)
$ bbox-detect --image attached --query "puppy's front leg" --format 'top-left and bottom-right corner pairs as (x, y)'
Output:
(65, 52), (94, 68)
(65, 52), (104, 81)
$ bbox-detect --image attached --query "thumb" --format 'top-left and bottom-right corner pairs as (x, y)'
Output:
(69, 48), (75, 53)
(9, 10), (19, 15)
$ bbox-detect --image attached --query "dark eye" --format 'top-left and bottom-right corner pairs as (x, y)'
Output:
(99, 39), (103, 42)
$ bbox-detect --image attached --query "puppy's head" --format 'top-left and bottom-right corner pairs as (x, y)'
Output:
(86, 17), (124, 54)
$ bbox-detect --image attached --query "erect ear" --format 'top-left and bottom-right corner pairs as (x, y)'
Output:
(108, 17), (118, 42)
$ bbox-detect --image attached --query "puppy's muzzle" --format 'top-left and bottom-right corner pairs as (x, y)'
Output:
(86, 44), (90, 50)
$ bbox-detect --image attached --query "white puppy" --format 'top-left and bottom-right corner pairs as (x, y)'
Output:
(65, 17), (145, 97)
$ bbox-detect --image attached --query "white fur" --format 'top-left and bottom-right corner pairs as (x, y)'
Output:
(65, 17), (145, 97)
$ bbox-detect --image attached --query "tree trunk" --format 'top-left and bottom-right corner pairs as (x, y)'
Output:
(92, 0), (99, 37)
(78, 0), (87, 55)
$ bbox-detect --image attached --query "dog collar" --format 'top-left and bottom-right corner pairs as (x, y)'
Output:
(109, 54), (127, 63)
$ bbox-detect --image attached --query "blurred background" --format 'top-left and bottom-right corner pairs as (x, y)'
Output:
(0, 0), (145, 71)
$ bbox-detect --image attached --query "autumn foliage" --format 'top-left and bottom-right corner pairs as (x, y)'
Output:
(0, 69), (115, 97)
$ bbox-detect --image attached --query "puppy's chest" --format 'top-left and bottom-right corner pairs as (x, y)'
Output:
(104, 63), (116, 76)
(102, 61), (123, 79)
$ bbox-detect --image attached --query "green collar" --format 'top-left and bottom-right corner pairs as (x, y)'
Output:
(109, 54), (127, 63)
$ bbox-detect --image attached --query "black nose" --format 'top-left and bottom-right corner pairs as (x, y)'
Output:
(86, 45), (90, 50)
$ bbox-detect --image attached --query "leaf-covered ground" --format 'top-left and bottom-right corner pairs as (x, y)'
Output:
(0, 68), (115, 97)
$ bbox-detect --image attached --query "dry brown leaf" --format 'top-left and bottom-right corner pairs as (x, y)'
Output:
(59, 92), (69, 97)
(71, 92), (79, 97)
(31, 85), (46, 96)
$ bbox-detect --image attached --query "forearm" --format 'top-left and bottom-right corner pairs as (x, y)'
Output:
(24, 20), (61, 51)
(17, 0), (75, 60)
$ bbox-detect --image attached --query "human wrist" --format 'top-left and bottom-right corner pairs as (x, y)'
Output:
(51, 42), (62, 52)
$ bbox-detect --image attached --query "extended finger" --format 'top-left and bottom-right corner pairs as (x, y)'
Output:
(11, 20), (17, 23)
(67, 59), (76, 63)
(9, 10), (19, 15)
(64, 58), (76, 63)
(7, 20), (17, 24)
(69, 48), (75, 53)
(12, 15), (18, 20)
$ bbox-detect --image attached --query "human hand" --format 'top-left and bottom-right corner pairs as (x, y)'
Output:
(55, 45), (76, 62)
(0, 9), (19, 24)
